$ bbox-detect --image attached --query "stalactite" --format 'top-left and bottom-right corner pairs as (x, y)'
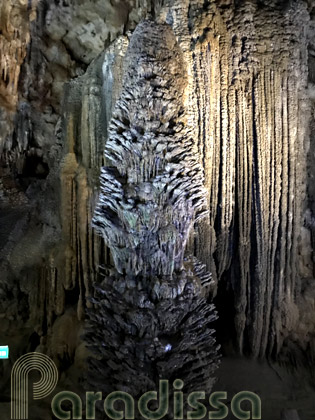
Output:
(159, 0), (311, 357)
(0, 0), (38, 151)
(29, 37), (130, 329)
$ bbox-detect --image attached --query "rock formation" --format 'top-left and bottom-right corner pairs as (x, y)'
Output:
(85, 20), (219, 405)
(1, 1), (315, 418)
(92, 20), (208, 278)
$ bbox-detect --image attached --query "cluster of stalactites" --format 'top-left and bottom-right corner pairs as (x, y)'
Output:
(0, 1), (38, 111)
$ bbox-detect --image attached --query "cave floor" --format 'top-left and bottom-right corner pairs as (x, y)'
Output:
(213, 356), (315, 420)
(1, 355), (315, 420)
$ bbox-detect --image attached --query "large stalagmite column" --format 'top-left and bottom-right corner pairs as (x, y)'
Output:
(85, 20), (219, 404)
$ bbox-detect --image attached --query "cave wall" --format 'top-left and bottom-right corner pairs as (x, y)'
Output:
(1, 0), (315, 370)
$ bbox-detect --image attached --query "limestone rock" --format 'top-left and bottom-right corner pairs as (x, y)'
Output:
(0, 0), (315, 394)
(281, 409), (301, 420)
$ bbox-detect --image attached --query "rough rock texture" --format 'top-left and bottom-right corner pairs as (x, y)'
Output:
(93, 21), (208, 277)
(1, 0), (315, 410)
(85, 280), (219, 411)
(0, 0), (38, 150)
(281, 410), (301, 420)
(85, 21), (219, 404)
(159, 0), (311, 360)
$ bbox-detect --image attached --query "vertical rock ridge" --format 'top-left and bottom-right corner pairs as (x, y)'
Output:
(0, 1), (38, 111)
(158, 0), (310, 356)
(55, 38), (130, 321)
(0, 0), (38, 155)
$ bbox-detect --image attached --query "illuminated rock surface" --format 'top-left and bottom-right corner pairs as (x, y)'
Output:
(85, 21), (219, 401)
(0, 1), (315, 418)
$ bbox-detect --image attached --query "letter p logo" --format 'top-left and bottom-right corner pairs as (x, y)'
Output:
(11, 352), (58, 419)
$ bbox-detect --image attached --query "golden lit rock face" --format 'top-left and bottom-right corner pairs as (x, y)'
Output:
(167, 0), (311, 357)
(56, 37), (130, 322)
(0, 0), (37, 110)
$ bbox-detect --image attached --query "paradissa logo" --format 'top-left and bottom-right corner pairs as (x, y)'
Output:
(11, 353), (261, 420)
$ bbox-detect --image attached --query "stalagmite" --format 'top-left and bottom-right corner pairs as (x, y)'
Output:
(86, 20), (219, 403)
(93, 21), (209, 278)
